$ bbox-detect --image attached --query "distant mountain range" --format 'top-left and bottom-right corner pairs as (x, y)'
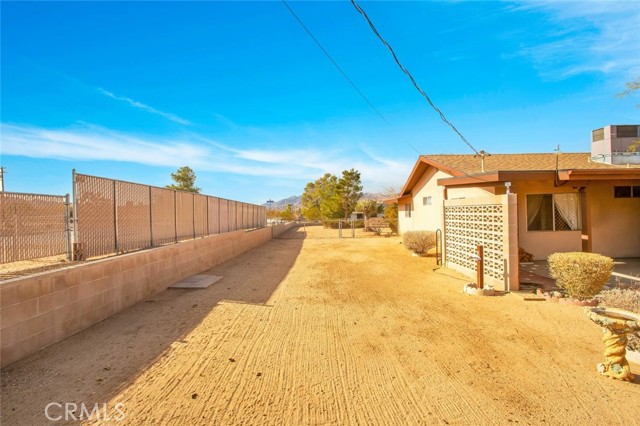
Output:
(262, 192), (388, 209)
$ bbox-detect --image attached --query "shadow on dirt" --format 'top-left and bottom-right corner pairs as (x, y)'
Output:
(0, 228), (305, 426)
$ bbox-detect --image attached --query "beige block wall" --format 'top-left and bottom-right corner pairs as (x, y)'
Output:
(0, 223), (298, 367)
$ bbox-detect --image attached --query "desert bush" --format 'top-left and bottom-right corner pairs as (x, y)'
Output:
(548, 252), (613, 300)
(596, 288), (640, 351)
(596, 288), (640, 314)
(403, 231), (436, 255)
(366, 218), (388, 235)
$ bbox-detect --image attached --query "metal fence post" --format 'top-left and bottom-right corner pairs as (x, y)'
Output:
(13, 204), (18, 261)
(192, 192), (196, 239)
(64, 193), (71, 261)
(72, 170), (78, 249)
(149, 186), (154, 246)
(206, 195), (210, 236)
(476, 245), (484, 289)
(174, 190), (178, 242)
(113, 180), (118, 253)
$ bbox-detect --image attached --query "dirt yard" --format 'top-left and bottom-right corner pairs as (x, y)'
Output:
(1, 225), (639, 425)
(0, 255), (78, 280)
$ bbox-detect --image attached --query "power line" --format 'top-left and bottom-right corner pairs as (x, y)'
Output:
(350, 0), (480, 156)
(281, 0), (420, 154)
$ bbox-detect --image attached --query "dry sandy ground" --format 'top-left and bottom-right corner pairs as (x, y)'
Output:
(0, 255), (78, 280)
(1, 226), (639, 425)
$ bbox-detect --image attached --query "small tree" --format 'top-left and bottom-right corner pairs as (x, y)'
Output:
(301, 173), (343, 220)
(280, 203), (295, 221)
(617, 76), (640, 102)
(166, 166), (201, 193)
(337, 169), (363, 219)
(357, 199), (381, 219)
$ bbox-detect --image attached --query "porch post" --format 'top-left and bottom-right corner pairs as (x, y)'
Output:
(580, 189), (592, 253)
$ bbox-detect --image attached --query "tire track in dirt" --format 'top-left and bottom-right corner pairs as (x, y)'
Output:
(3, 226), (639, 426)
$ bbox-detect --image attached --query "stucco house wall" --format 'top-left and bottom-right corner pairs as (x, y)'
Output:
(511, 180), (639, 260)
(588, 181), (640, 258)
(398, 168), (450, 234)
(511, 181), (583, 260)
(397, 167), (491, 235)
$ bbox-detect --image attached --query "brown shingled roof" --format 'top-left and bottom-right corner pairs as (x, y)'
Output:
(422, 152), (640, 175)
(399, 152), (640, 196)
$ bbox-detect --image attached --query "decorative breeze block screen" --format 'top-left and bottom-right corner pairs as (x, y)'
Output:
(444, 204), (505, 281)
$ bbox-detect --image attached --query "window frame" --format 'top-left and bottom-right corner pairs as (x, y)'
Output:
(404, 202), (412, 218)
(526, 193), (582, 232)
(614, 186), (640, 198)
(422, 196), (433, 206)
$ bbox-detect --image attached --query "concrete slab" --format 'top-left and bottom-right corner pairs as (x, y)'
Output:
(169, 275), (223, 289)
(519, 257), (640, 287)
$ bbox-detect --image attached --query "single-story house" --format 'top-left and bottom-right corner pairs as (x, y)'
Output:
(396, 125), (640, 290)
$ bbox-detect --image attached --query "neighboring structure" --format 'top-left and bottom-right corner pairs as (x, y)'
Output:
(396, 125), (640, 291)
(591, 124), (640, 165)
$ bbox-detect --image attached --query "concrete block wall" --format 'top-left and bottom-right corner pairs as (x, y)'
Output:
(1, 223), (298, 367)
(443, 194), (519, 291)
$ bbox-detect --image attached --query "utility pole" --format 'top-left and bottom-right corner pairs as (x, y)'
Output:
(0, 167), (5, 192)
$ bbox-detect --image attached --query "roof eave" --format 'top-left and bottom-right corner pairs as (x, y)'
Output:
(437, 171), (556, 187)
(399, 155), (464, 196)
(558, 169), (640, 180)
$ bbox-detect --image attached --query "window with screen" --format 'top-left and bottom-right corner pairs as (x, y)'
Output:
(527, 193), (582, 231)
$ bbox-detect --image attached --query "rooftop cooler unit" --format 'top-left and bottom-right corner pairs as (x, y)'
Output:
(591, 125), (640, 165)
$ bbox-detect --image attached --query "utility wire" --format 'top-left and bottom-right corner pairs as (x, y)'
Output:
(281, 0), (420, 154)
(350, 0), (480, 156)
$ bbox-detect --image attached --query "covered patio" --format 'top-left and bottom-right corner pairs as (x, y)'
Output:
(519, 257), (640, 291)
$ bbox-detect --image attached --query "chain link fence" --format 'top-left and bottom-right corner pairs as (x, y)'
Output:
(73, 171), (266, 259)
(1, 192), (70, 263)
(314, 218), (398, 238)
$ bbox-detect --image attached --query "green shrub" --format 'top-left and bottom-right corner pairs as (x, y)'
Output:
(548, 252), (613, 300)
(403, 231), (436, 255)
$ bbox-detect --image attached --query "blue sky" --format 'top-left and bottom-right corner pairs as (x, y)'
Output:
(1, 1), (639, 204)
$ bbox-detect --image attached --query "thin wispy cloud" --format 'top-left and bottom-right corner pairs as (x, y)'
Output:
(508, 1), (640, 80)
(97, 88), (192, 126)
(1, 123), (408, 190)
